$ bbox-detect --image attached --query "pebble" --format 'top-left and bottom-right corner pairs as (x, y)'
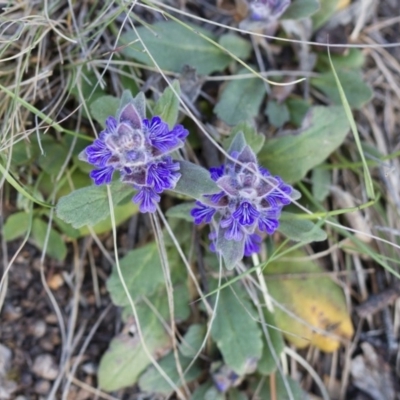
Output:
(0, 379), (18, 400)
(81, 362), (97, 375)
(32, 354), (59, 380)
(34, 379), (51, 395)
(30, 320), (47, 338)
(0, 343), (12, 374)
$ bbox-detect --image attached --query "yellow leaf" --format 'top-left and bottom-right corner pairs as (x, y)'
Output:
(337, 0), (350, 10)
(264, 250), (354, 352)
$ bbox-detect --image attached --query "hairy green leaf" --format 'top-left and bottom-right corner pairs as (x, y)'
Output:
(138, 351), (202, 395)
(121, 21), (233, 75)
(173, 160), (219, 200)
(215, 68), (265, 126)
(153, 80), (181, 129)
(56, 181), (134, 228)
(98, 296), (172, 391)
(258, 106), (349, 183)
(107, 243), (165, 305)
(278, 213), (327, 242)
(211, 283), (263, 374)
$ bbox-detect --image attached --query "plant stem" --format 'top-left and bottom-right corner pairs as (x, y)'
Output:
(252, 253), (274, 313)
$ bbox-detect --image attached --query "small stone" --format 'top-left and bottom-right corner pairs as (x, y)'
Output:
(0, 377), (17, 399)
(0, 343), (12, 375)
(3, 304), (22, 322)
(81, 362), (97, 375)
(34, 379), (50, 395)
(32, 354), (59, 380)
(47, 274), (64, 290)
(30, 320), (47, 338)
(44, 314), (58, 325)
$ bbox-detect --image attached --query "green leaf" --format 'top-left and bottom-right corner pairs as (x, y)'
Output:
(171, 283), (191, 322)
(286, 97), (311, 127)
(165, 202), (195, 222)
(178, 324), (206, 358)
(215, 68), (265, 126)
(107, 243), (164, 305)
(56, 181), (134, 228)
(265, 100), (290, 128)
(278, 212), (327, 242)
(316, 48), (365, 72)
(31, 218), (67, 261)
(53, 215), (81, 239)
(121, 21), (233, 75)
(38, 141), (67, 175)
(211, 283), (263, 374)
(173, 160), (219, 199)
(3, 212), (31, 241)
(227, 130), (246, 154)
(98, 296), (172, 391)
(228, 389), (247, 400)
(312, 0), (339, 30)
(218, 33), (252, 60)
(78, 201), (138, 236)
(89, 95), (120, 127)
(282, 0), (320, 20)
(258, 106), (349, 183)
(69, 67), (106, 116)
(254, 375), (307, 400)
(257, 310), (285, 375)
(312, 166), (331, 202)
(192, 383), (219, 400)
(225, 122), (265, 154)
(153, 80), (181, 129)
(311, 69), (373, 109)
(138, 351), (202, 395)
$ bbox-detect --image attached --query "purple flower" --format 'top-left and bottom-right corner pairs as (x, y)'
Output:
(247, 0), (291, 22)
(191, 201), (216, 225)
(191, 145), (293, 260)
(132, 186), (160, 213)
(79, 93), (188, 213)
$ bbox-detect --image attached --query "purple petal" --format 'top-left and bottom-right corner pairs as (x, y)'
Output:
(146, 157), (181, 193)
(209, 230), (217, 253)
(204, 191), (229, 207)
(259, 166), (271, 177)
(173, 124), (189, 141)
(132, 186), (160, 213)
(89, 166), (114, 185)
(209, 165), (225, 181)
(119, 103), (142, 129)
(249, 0), (291, 22)
(232, 201), (260, 226)
(191, 201), (216, 225)
(85, 139), (112, 167)
(264, 176), (292, 206)
(258, 208), (280, 234)
(244, 234), (262, 256)
(105, 116), (118, 133)
(144, 116), (185, 154)
(220, 216), (244, 241)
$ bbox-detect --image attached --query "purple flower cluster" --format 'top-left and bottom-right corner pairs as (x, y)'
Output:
(80, 100), (188, 213)
(191, 145), (293, 257)
(247, 0), (291, 22)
